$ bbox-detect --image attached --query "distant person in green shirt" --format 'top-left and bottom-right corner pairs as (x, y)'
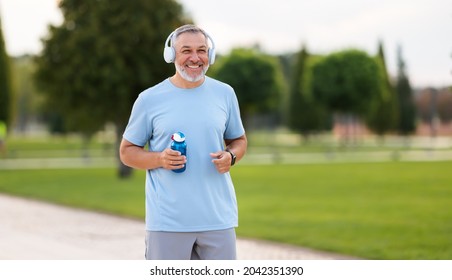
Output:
(0, 121), (7, 157)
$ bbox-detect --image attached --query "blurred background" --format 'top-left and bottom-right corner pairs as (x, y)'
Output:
(0, 0), (451, 260)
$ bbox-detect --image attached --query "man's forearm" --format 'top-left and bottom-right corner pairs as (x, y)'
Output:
(225, 134), (247, 163)
(119, 139), (162, 170)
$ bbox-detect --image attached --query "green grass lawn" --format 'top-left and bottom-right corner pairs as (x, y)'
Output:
(233, 162), (452, 259)
(1, 161), (451, 259)
(4, 135), (115, 158)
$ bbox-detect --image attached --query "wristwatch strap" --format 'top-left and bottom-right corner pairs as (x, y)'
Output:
(225, 149), (236, 166)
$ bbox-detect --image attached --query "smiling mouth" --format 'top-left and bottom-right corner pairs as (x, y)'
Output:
(187, 64), (202, 69)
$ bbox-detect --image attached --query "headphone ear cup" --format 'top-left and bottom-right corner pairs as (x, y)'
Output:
(208, 48), (216, 65)
(163, 46), (175, 63)
(163, 31), (175, 63)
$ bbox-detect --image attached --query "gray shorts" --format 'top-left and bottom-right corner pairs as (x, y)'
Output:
(145, 228), (236, 260)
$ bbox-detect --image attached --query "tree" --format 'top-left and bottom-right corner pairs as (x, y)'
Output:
(211, 48), (285, 129)
(311, 49), (381, 115)
(395, 45), (416, 136)
(10, 56), (44, 133)
(311, 49), (381, 143)
(0, 15), (12, 126)
(365, 41), (398, 138)
(288, 46), (330, 139)
(35, 0), (189, 177)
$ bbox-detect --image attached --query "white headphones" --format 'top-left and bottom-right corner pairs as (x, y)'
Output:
(163, 30), (216, 65)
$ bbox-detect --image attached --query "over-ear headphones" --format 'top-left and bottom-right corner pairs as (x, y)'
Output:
(163, 29), (216, 65)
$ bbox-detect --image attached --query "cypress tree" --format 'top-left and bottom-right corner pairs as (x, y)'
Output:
(288, 47), (308, 135)
(288, 46), (330, 140)
(365, 41), (399, 137)
(0, 15), (12, 125)
(395, 45), (416, 135)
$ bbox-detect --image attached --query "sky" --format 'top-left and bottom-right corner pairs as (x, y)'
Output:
(0, 0), (451, 88)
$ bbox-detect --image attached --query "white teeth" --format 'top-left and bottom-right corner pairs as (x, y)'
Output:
(187, 65), (200, 69)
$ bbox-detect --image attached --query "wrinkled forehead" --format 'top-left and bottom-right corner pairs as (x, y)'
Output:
(173, 32), (208, 49)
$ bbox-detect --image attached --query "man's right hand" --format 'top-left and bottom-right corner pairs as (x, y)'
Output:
(160, 148), (187, 170)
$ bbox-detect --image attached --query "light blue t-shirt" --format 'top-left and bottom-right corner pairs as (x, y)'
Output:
(123, 77), (245, 232)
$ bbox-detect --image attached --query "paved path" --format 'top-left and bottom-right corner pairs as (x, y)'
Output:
(0, 194), (355, 260)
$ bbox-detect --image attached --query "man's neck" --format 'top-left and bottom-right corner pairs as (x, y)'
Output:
(170, 74), (205, 89)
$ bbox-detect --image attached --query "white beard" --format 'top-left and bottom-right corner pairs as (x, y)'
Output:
(175, 63), (209, 83)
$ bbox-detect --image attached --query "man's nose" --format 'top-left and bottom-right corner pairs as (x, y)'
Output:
(189, 52), (200, 61)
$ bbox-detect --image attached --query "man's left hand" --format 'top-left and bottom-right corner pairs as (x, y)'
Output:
(210, 151), (231, 174)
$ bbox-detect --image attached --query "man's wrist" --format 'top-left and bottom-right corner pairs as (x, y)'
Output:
(225, 148), (236, 166)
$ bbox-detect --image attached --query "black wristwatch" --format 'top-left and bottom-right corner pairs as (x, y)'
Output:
(225, 149), (236, 166)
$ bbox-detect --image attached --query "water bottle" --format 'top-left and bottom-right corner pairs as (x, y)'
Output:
(170, 132), (187, 173)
